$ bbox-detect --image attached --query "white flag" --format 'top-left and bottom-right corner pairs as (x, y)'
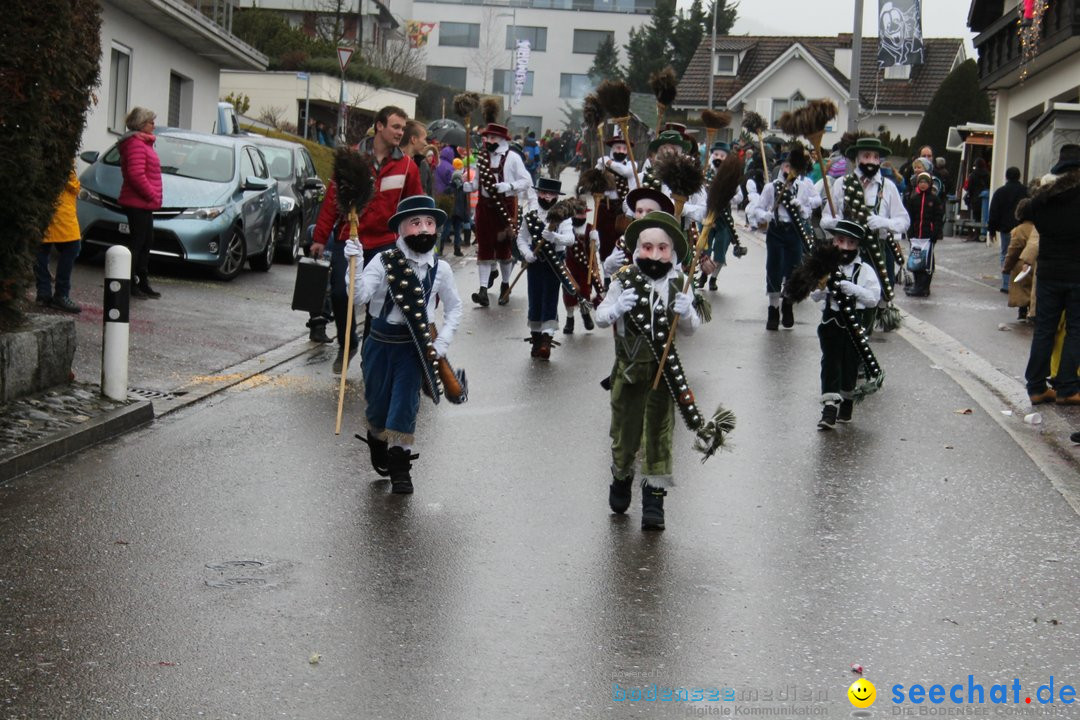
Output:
(513, 40), (531, 106)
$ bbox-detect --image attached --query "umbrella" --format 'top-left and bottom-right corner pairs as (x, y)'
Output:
(429, 126), (466, 148)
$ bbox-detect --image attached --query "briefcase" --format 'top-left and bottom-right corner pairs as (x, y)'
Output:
(291, 258), (330, 314)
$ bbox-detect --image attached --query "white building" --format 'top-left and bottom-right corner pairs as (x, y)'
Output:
(82, 0), (267, 156)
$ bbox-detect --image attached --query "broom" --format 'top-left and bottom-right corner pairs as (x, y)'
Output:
(653, 152), (703, 220)
(651, 150), (741, 390)
(742, 110), (770, 182)
(577, 168), (612, 291)
(701, 109), (732, 152)
(597, 80), (637, 175)
(649, 67), (678, 136)
(332, 148), (375, 435)
(776, 99), (839, 216)
(453, 92), (480, 174)
(583, 93), (605, 165)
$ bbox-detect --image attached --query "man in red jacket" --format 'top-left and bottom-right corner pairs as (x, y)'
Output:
(311, 105), (423, 373)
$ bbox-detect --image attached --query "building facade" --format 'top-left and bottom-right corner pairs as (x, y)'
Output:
(83, 0), (266, 157)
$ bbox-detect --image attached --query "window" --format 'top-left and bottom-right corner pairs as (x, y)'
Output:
(573, 29), (613, 54)
(508, 115), (543, 137)
(507, 26), (547, 51)
(883, 64), (911, 80)
(493, 69), (535, 95)
(560, 73), (591, 99)
(240, 147), (257, 180)
(108, 45), (131, 134)
(439, 22), (480, 48)
(167, 72), (193, 128)
(426, 65), (468, 89)
(247, 148), (269, 179)
(715, 53), (737, 75)
(771, 91), (806, 126)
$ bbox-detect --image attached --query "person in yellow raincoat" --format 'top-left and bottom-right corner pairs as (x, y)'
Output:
(36, 168), (83, 313)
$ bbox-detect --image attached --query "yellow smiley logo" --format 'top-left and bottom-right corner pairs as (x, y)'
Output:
(848, 678), (876, 708)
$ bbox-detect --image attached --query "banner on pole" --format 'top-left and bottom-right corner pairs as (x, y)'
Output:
(878, 0), (924, 67)
(407, 21), (436, 48)
(513, 40), (531, 107)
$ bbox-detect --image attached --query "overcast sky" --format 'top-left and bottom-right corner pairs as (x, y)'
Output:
(708, 1), (977, 53)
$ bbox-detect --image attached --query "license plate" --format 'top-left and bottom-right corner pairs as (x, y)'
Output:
(118, 222), (130, 235)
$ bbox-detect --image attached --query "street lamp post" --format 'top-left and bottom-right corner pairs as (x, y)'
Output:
(707, 0), (718, 110)
(498, 9), (518, 126)
(848, 0), (863, 133)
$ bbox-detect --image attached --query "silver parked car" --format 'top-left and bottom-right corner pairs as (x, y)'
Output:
(77, 129), (279, 280)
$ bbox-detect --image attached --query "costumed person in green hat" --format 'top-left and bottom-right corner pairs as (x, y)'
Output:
(602, 186), (675, 277)
(806, 219), (882, 429)
(820, 137), (910, 329)
(747, 145), (816, 330)
(343, 195), (464, 494)
(594, 211), (705, 531)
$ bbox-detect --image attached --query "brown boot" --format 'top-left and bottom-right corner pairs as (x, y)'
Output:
(537, 333), (552, 360)
(1030, 388), (1057, 405)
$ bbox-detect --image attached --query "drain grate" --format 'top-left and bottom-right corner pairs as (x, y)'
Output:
(128, 387), (187, 401)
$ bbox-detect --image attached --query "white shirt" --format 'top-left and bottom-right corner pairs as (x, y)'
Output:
(809, 258), (881, 311)
(350, 238), (463, 348)
(748, 178), (816, 226)
(596, 156), (639, 199)
(595, 266), (701, 338)
(516, 204), (575, 258)
(821, 169), (910, 236)
(479, 141), (532, 200)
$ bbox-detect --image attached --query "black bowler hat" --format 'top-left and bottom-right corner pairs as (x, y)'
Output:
(534, 177), (565, 195)
(388, 195), (447, 233)
(1051, 144), (1080, 174)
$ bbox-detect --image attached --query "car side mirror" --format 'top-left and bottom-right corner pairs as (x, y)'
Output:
(243, 176), (271, 191)
(80, 150), (99, 164)
(303, 177), (324, 191)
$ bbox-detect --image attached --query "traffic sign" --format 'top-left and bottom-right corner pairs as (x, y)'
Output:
(337, 47), (354, 73)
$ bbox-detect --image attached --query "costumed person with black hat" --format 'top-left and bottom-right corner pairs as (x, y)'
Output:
(516, 178), (578, 358)
(594, 211), (705, 531)
(698, 141), (747, 291)
(563, 200), (601, 334)
(637, 132), (707, 228)
(805, 220), (881, 429)
(602, 187), (675, 277)
(747, 145), (816, 330)
(820, 137), (910, 328)
(342, 195), (464, 494)
(594, 134), (639, 271)
(461, 122), (532, 307)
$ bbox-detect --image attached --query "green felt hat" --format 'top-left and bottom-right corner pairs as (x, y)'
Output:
(844, 137), (891, 161)
(648, 130), (693, 156)
(622, 211), (689, 266)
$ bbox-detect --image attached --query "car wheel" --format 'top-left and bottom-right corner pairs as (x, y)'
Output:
(250, 221), (276, 272)
(276, 216), (301, 265)
(213, 227), (246, 281)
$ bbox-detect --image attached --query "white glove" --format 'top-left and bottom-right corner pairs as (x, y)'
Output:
(838, 280), (861, 296)
(432, 336), (450, 359)
(603, 247), (627, 275)
(604, 190), (619, 200)
(866, 214), (888, 231)
(673, 291), (695, 319)
(608, 161), (633, 179)
(589, 229), (600, 244)
(809, 289), (827, 303)
(344, 239), (363, 258)
(541, 229), (558, 244)
(522, 249), (536, 264)
(461, 181), (475, 193)
(613, 289), (639, 318)
(495, 181), (512, 195)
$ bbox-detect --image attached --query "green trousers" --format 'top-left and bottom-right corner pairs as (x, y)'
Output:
(609, 359), (675, 481)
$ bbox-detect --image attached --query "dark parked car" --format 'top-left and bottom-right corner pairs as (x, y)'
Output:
(248, 136), (325, 264)
(77, 129), (279, 280)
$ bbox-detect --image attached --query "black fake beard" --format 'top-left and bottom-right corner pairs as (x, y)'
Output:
(612, 152), (627, 162)
(712, 158), (722, 169)
(537, 197), (556, 210)
(404, 232), (438, 254)
(859, 163), (880, 178)
(839, 249), (859, 265)
(485, 142), (500, 154)
(636, 257), (672, 280)
(571, 217), (587, 227)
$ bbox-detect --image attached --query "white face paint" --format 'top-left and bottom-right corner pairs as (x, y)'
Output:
(634, 198), (663, 219)
(611, 142), (628, 156)
(401, 215), (437, 237)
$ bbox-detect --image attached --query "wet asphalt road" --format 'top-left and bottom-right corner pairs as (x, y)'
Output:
(2, 232), (1079, 719)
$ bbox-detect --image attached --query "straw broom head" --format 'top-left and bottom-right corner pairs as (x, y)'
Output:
(546, 198), (578, 227)
(577, 167), (613, 195)
(701, 109), (732, 131)
(333, 148), (374, 215)
(654, 152), (703, 199)
(583, 94), (604, 129)
(706, 151), (743, 217)
(742, 110), (767, 135)
(776, 98), (839, 137)
(453, 92), (481, 119)
(481, 97), (500, 124)
(785, 243), (844, 303)
(596, 79), (631, 119)
(648, 67), (678, 107)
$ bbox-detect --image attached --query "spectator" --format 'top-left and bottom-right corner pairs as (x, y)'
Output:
(965, 156), (990, 223)
(903, 171), (944, 297)
(401, 120), (434, 196)
(118, 106), (163, 299)
(434, 145), (457, 196)
(1002, 198), (1035, 321)
(935, 157), (951, 201)
(35, 166), (83, 313)
(987, 166), (1028, 292)
(523, 131), (541, 182)
(439, 158), (470, 257)
(1023, 144), (1080, 407)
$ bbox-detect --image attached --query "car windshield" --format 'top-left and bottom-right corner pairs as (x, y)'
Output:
(259, 147), (294, 180)
(103, 136), (235, 183)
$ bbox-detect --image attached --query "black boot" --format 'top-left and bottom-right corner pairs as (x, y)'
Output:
(472, 286), (489, 307)
(695, 272), (707, 289)
(137, 274), (161, 299)
(563, 313), (575, 334)
(356, 431), (391, 477)
(766, 306), (780, 331)
(307, 318), (332, 343)
(641, 481), (667, 531)
(818, 403), (838, 430)
(780, 299), (794, 328)
(497, 282), (511, 306)
(837, 399), (854, 423)
(609, 470), (633, 514)
(708, 275), (718, 291)
(581, 307), (594, 331)
(529, 331), (542, 357)
(487, 266), (499, 288)
(130, 277), (148, 299)
(387, 446), (416, 494)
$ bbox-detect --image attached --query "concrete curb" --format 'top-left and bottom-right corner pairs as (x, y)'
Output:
(0, 399), (154, 484)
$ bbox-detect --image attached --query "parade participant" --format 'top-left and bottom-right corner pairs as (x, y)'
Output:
(563, 200), (600, 334)
(747, 145), (816, 330)
(602, 187), (674, 277)
(820, 137), (910, 330)
(697, 148), (747, 291)
(462, 122), (532, 307)
(594, 134), (639, 271)
(801, 220), (882, 429)
(312, 105), (422, 374)
(704, 141), (729, 184)
(515, 179), (578, 358)
(640, 131), (707, 228)
(342, 195), (464, 494)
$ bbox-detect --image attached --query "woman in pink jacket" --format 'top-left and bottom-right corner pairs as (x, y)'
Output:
(119, 106), (163, 298)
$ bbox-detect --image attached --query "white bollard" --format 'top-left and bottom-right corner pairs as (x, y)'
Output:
(101, 245), (131, 401)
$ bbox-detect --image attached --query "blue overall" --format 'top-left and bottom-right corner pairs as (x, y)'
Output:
(765, 221), (803, 294)
(362, 264), (437, 438)
(527, 252), (561, 328)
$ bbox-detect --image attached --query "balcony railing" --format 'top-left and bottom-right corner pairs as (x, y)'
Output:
(414, 0), (655, 15)
(973, 0), (1080, 89)
(182, 0), (238, 33)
